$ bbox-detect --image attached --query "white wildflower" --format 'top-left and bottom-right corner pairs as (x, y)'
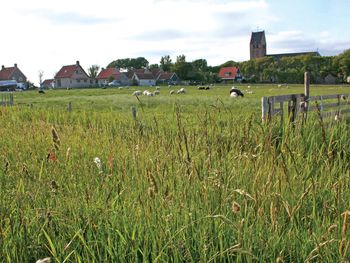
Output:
(94, 157), (103, 174)
(36, 258), (51, 263)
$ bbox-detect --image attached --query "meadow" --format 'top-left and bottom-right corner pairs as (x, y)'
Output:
(1, 84), (350, 262)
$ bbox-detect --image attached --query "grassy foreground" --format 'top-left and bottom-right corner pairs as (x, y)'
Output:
(1, 85), (350, 262)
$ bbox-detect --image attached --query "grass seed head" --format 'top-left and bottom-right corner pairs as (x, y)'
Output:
(231, 201), (241, 214)
(51, 126), (60, 150)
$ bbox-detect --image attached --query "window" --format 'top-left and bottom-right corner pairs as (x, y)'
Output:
(225, 72), (231, 77)
(77, 79), (81, 83)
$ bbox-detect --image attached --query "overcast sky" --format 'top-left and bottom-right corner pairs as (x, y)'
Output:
(1, 0), (349, 84)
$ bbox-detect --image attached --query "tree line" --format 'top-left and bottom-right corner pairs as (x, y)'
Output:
(102, 49), (350, 84)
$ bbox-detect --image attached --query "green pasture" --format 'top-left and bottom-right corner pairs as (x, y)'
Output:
(1, 84), (350, 262)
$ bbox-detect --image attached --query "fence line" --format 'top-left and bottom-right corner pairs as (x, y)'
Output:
(262, 72), (350, 123)
(0, 93), (14, 106)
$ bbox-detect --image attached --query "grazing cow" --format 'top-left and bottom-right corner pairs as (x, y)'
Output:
(38, 90), (45, 94)
(229, 87), (244, 97)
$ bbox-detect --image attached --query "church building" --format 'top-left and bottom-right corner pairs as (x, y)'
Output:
(250, 31), (320, 60)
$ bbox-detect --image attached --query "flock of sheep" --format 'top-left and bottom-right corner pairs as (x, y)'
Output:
(132, 87), (186, 97)
(131, 85), (255, 98)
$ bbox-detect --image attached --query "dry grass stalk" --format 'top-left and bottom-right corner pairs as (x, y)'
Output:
(342, 211), (350, 236)
(51, 126), (60, 150)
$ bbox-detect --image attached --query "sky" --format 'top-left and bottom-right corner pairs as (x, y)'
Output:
(1, 0), (349, 84)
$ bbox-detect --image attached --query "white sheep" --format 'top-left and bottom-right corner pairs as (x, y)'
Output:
(170, 90), (175, 95)
(144, 90), (154, 96)
(132, 90), (142, 96)
(154, 90), (160, 95)
(155, 86), (160, 91)
(177, 88), (186, 94)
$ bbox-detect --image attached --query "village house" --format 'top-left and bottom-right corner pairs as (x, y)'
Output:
(41, 79), (55, 89)
(0, 64), (27, 89)
(131, 72), (156, 86)
(54, 61), (91, 88)
(96, 68), (129, 86)
(156, 72), (180, 85)
(218, 66), (242, 83)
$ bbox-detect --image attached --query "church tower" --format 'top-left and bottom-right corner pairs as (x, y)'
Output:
(250, 31), (266, 60)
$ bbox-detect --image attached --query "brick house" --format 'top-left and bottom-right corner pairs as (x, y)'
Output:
(218, 66), (242, 83)
(96, 68), (129, 86)
(0, 64), (27, 88)
(54, 61), (91, 88)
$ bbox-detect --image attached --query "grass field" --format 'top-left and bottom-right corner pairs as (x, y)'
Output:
(1, 84), (350, 262)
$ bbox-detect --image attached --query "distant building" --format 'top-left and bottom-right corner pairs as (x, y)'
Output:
(131, 72), (156, 86)
(156, 72), (180, 85)
(250, 31), (267, 60)
(54, 61), (91, 88)
(0, 64), (27, 88)
(96, 68), (129, 86)
(41, 79), (55, 89)
(250, 31), (320, 60)
(218, 66), (242, 83)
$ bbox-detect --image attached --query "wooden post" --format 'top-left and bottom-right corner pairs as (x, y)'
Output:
(131, 106), (137, 121)
(67, 102), (72, 112)
(303, 72), (310, 122)
(262, 97), (268, 122)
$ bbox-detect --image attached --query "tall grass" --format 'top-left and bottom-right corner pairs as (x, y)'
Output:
(1, 86), (350, 262)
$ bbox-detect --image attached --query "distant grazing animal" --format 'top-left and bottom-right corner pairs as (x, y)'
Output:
(170, 90), (175, 95)
(230, 87), (244, 97)
(155, 86), (160, 91)
(38, 90), (45, 94)
(177, 88), (186, 94)
(143, 90), (154, 96)
(198, 86), (210, 90)
(132, 90), (142, 96)
(154, 90), (160, 95)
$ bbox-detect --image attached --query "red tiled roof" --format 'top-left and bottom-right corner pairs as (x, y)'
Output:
(55, 65), (78, 78)
(134, 72), (155, 80)
(151, 68), (163, 78)
(42, 79), (54, 85)
(55, 63), (89, 79)
(218, 67), (239, 79)
(0, 67), (15, 80)
(96, 68), (120, 79)
(157, 72), (174, 80)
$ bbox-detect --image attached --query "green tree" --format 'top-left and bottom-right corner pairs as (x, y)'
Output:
(88, 65), (100, 79)
(160, 55), (172, 71)
(107, 57), (149, 70)
(173, 55), (192, 80)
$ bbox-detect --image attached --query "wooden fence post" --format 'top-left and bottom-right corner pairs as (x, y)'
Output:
(303, 72), (310, 122)
(67, 102), (72, 112)
(261, 97), (269, 122)
(131, 106), (137, 121)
